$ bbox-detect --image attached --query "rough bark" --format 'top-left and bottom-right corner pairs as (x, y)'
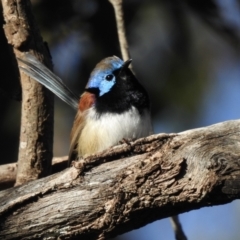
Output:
(1, 0), (54, 185)
(0, 120), (240, 240)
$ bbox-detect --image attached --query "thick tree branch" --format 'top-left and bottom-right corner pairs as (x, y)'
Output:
(0, 120), (240, 239)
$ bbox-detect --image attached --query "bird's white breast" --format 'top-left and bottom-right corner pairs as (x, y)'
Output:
(78, 106), (152, 157)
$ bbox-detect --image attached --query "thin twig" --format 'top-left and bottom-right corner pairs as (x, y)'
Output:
(170, 215), (188, 240)
(108, 0), (132, 68)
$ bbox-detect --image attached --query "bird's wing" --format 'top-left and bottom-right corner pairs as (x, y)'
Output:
(68, 110), (86, 165)
(17, 53), (79, 110)
(68, 92), (96, 165)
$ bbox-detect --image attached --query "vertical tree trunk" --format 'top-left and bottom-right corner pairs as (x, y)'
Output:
(1, 0), (54, 185)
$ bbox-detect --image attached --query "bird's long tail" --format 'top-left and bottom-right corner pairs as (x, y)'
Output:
(18, 53), (79, 110)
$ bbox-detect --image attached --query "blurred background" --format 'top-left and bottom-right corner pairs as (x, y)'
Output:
(0, 0), (240, 239)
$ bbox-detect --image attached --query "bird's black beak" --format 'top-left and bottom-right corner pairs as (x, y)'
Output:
(122, 59), (132, 70)
(118, 59), (132, 77)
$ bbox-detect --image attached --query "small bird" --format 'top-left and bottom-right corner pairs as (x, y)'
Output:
(18, 53), (152, 164)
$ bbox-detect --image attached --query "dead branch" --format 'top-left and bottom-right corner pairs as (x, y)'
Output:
(0, 120), (240, 240)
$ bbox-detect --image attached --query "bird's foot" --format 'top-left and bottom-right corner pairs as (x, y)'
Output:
(119, 138), (135, 145)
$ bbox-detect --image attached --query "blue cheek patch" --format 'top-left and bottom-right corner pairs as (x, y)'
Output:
(87, 70), (116, 96)
(99, 79), (116, 96)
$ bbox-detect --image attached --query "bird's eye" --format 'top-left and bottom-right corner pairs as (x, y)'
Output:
(105, 74), (114, 81)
